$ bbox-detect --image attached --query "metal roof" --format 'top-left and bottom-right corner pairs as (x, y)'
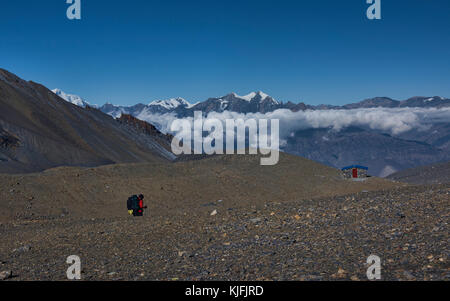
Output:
(341, 165), (369, 171)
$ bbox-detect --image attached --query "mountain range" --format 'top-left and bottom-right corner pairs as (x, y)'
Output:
(53, 87), (450, 117)
(1, 68), (449, 177)
(53, 88), (450, 177)
(94, 91), (308, 117)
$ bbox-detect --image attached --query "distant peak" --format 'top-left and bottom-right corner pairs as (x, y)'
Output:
(227, 91), (277, 103)
(52, 88), (89, 107)
(148, 97), (191, 109)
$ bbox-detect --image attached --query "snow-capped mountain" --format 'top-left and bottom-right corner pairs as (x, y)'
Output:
(61, 89), (449, 120)
(98, 97), (194, 119)
(147, 97), (194, 114)
(149, 97), (191, 109)
(192, 91), (282, 114)
(232, 91), (277, 103)
(97, 92), (450, 120)
(52, 89), (91, 108)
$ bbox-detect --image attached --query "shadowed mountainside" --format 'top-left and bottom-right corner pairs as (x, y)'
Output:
(284, 126), (449, 177)
(0, 69), (175, 174)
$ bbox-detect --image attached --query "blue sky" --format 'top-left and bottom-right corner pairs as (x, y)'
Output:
(1, 0), (449, 106)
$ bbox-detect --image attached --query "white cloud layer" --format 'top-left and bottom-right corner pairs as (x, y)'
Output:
(136, 107), (450, 140)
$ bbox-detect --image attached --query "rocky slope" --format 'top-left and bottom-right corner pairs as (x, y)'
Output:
(0, 69), (175, 174)
(0, 140), (447, 281)
(0, 179), (447, 281)
(388, 161), (450, 185)
(0, 152), (398, 223)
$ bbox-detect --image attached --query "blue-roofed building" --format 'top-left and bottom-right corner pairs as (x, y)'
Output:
(341, 165), (369, 179)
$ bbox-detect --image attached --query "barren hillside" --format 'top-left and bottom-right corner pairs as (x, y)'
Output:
(0, 69), (175, 174)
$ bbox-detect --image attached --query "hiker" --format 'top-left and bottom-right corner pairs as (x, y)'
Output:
(127, 194), (147, 216)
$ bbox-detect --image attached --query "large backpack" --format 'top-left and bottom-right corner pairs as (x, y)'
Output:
(127, 195), (139, 210)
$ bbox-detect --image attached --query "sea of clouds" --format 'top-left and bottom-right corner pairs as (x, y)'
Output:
(136, 107), (450, 143)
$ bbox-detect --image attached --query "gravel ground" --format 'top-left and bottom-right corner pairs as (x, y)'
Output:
(0, 184), (448, 281)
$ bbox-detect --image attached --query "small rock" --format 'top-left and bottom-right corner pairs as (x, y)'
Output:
(250, 218), (262, 223)
(13, 245), (31, 253)
(210, 210), (217, 216)
(396, 212), (406, 218)
(403, 270), (415, 280)
(305, 275), (323, 281)
(0, 270), (12, 280)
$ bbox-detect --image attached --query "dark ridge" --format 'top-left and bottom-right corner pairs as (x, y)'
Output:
(117, 114), (173, 140)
